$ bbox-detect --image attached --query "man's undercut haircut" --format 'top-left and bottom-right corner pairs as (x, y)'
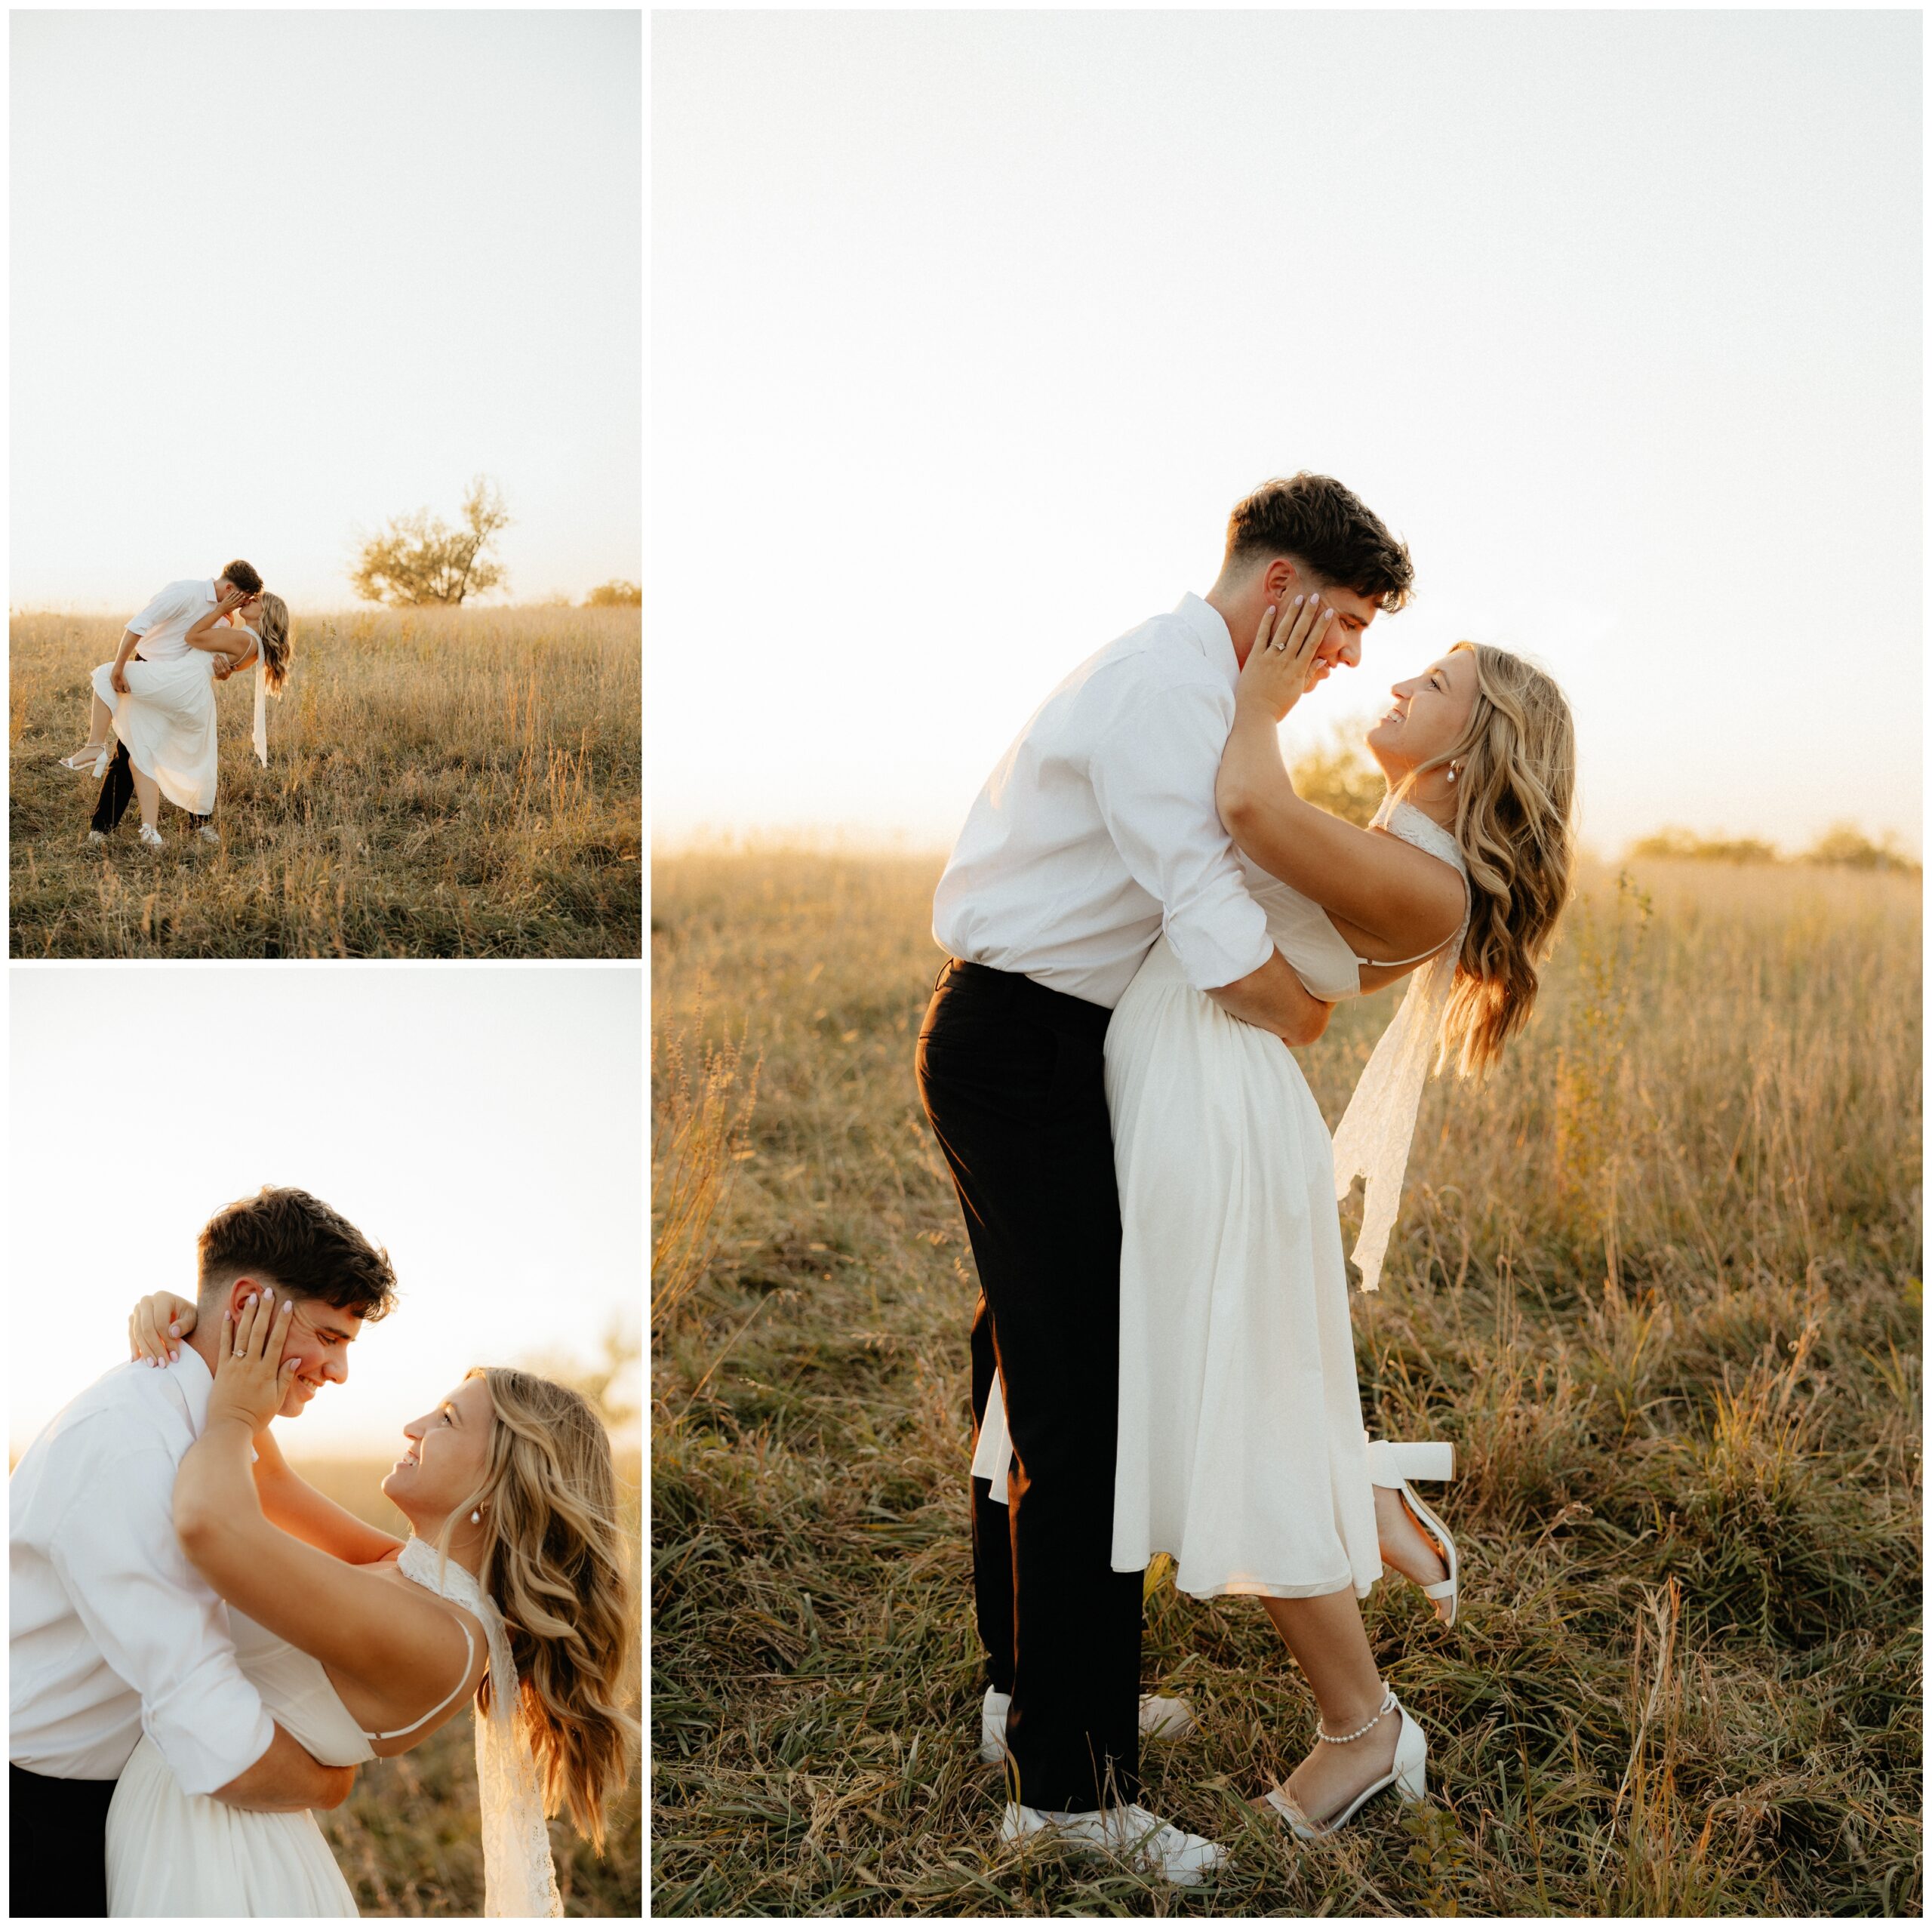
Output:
(1223, 474), (1414, 614)
(196, 1184), (398, 1320)
(220, 559), (264, 597)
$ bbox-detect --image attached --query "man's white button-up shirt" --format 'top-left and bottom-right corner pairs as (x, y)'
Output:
(125, 578), (218, 661)
(932, 593), (1275, 1008)
(10, 1348), (275, 1794)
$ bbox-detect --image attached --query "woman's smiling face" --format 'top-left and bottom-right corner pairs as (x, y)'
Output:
(1366, 650), (1479, 780)
(380, 1375), (494, 1519)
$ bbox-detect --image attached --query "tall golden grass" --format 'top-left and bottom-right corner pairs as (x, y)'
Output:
(651, 845), (1920, 1916)
(9, 605), (640, 957)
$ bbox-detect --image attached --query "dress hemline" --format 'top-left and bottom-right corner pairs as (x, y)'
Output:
(1117, 1554), (1380, 1602)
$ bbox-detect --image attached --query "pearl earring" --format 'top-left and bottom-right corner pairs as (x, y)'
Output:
(470, 1510), (481, 1525)
(1446, 765), (1458, 783)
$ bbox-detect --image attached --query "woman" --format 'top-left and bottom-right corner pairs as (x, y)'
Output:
(977, 594), (1575, 1838)
(111, 1290), (638, 1916)
(63, 588), (291, 847)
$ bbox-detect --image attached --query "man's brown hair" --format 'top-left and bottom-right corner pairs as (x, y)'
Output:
(1223, 474), (1414, 613)
(197, 1185), (398, 1319)
(220, 559), (264, 597)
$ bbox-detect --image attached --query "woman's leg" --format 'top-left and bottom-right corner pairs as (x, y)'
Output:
(1376, 1486), (1449, 1590)
(1254, 1589), (1402, 1826)
(87, 691), (114, 747)
(131, 764), (162, 833)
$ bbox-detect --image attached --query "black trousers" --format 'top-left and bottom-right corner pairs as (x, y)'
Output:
(91, 741), (210, 834)
(11, 1762), (117, 1916)
(915, 958), (1144, 1814)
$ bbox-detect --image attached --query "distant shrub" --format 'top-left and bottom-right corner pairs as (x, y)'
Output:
(351, 476), (510, 607)
(1627, 823), (1921, 874)
(1627, 827), (1780, 865)
(586, 580), (642, 608)
(1801, 823), (1921, 874)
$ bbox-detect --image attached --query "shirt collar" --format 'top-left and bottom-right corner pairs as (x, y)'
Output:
(1174, 593), (1241, 695)
(169, 1343), (217, 1434)
(201, 580), (217, 603)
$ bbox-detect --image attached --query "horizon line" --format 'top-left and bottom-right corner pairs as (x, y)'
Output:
(10, 597), (641, 617)
(651, 821), (1924, 866)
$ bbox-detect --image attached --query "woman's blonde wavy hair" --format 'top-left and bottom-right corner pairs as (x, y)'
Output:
(254, 592), (293, 694)
(1393, 642), (1577, 1076)
(432, 1367), (639, 1851)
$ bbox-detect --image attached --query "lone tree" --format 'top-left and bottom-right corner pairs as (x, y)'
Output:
(585, 579), (641, 608)
(351, 476), (511, 606)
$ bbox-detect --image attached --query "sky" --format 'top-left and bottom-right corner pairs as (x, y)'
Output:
(10, 966), (641, 1459)
(11, 9), (641, 613)
(652, 11), (1921, 860)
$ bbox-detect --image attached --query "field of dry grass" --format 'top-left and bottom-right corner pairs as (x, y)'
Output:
(9, 605), (640, 957)
(651, 847), (1921, 1916)
(291, 1453), (643, 1916)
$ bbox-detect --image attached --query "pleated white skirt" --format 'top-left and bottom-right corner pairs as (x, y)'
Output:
(105, 1734), (359, 1916)
(91, 652), (220, 816)
(1105, 934), (1380, 1600)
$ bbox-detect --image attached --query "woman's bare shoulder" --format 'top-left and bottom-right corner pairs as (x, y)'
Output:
(1364, 820), (1466, 895)
(346, 1564), (491, 1753)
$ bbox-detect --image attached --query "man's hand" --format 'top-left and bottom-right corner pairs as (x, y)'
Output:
(1208, 950), (1334, 1045)
(213, 656), (234, 681)
(212, 1722), (355, 1812)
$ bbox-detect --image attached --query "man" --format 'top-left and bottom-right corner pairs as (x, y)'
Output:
(84, 561), (264, 847)
(9, 1185), (398, 1917)
(916, 473), (1414, 1881)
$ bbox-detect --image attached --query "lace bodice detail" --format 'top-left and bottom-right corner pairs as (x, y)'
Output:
(1377, 795), (1472, 950)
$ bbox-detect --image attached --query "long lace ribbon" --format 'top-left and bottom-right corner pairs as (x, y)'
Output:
(1329, 794), (1468, 1293)
(1330, 940), (1457, 1292)
(251, 651), (269, 767)
(397, 1538), (562, 1917)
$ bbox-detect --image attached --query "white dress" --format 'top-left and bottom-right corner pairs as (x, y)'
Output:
(974, 800), (1469, 1602)
(104, 1563), (478, 1918)
(91, 621), (254, 816)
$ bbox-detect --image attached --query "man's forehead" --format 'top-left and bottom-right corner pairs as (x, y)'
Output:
(294, 1300), (362, 1339)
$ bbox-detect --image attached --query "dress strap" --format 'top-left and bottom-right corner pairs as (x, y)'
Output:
(361, 1611), (478, 1741)
(1353, 870), (1472, 970)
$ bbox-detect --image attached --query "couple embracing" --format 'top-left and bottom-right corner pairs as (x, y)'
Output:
(10, 1185), (638, 1917)
(918, 472), (1576, 1878)
(58, 561), (292, 848)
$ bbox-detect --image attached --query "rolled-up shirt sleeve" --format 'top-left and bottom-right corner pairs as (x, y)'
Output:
(1090, 679), (1274, 992)
(46, 1440), (275, 1796)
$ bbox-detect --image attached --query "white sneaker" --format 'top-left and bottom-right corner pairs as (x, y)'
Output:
(137, 824), (165, 849)
(85, 830), (106, 845)
(980, 1686), (1195, 1764)
(1001, 1799), (1228, 1885)
(195, 823), (221, 845)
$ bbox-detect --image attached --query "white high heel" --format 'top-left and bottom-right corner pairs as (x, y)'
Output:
(1262, 1690), (1428, 1840)
(137, 823), (165, 850)
(58, 744), (112, 776)
(1367, 1441), (1460, 1627)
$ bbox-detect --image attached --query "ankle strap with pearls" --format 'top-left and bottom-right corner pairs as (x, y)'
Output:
(1315, 1687), (1397, 1745)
